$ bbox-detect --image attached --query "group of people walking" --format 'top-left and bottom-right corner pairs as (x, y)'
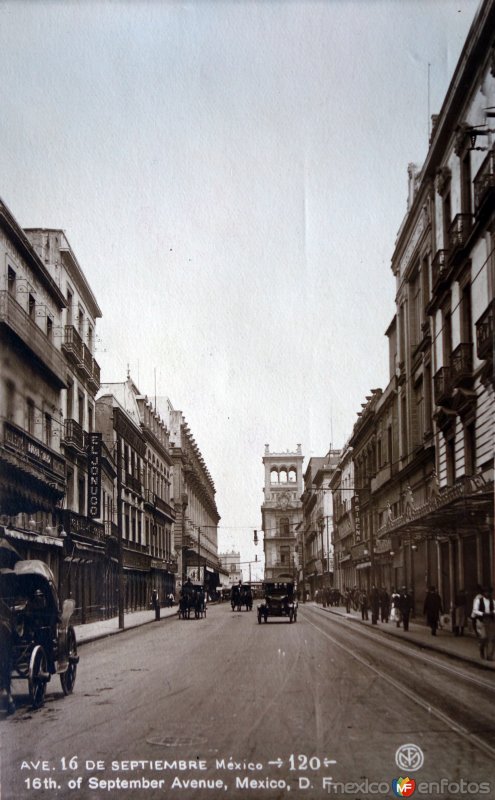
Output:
(339, 583), (495, 661)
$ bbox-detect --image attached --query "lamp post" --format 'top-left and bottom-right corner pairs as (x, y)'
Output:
(198, 525), (201, 585)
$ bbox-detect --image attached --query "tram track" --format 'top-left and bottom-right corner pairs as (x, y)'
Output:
(300, 605), (495, 762)
(308, 604), (495, 693)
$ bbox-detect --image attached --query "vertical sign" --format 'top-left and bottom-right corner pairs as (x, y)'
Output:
(354, 494), (361, 542)
(88, 432), (102, 518)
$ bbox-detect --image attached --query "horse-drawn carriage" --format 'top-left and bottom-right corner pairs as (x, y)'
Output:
(178, 581), (206, 620)
(230, 583), (253, 612)
(0, 558), (79, 714)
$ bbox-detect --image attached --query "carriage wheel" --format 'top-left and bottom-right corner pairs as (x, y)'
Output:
(28, 646), (49, 709)
(60, 627), (78, 696)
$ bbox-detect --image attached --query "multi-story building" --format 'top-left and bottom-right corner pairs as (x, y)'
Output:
(136, 393), (176, 601)
(330, 442), (356, 594)
(218, 550), (243, 588)
(97, 377), (150, 612)
(300, 451), (340, 599)
(0, 200), (67, 579)
(374, 0), (495, 612)
(24, 228), (105, 621)
(163, 399), (221, 597)
(261, 444), (303, 583)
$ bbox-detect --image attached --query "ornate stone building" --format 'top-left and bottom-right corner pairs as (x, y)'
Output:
(0, 200), (67, 579)
(261, 444), (303, 583)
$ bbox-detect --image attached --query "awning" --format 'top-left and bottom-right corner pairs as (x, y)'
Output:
(356, 561), (372, 570)
(0, 526), (63, 547)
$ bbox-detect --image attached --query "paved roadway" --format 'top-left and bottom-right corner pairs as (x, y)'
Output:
(1, 603), (494, 800)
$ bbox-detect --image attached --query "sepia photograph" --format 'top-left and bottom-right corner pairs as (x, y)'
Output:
(0, 0), (494, 798)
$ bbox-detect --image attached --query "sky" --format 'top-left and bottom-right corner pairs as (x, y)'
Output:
(0, 0), (479, 578)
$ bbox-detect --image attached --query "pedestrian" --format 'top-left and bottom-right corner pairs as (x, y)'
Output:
(359, 589), (369, 621)
(472, 586), (495, 660)
(345, 587), (351, 614)
(380, 587), (390, 623)
(453, 588), (468, 636)
(471, 585), (483, 638)
(151, 588), (160, 621)
(423, 586), (443, 636)
(370, 585), (380, 625)
(390, 588), (401, 627)
(399, 586), (412, 632)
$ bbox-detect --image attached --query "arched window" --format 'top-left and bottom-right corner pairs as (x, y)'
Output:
(279, 469), (288, 483)
(288, 468), (297, 482)
(270, 469), (279, 484)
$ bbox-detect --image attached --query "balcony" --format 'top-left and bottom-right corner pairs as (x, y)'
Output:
(433, 366), (452, 405)
(448, 213), (473, 261)
(61, 509), (105, 543)
(474, 147), (495, 214)
(0, 291), (67, 388)
(476, 301), (494, 362)
(90, 357), (101, 392)
(81, 343), (93, 377)
(431, 249), (450, 291)
(62, 325), (84, 365)
(63, 418), (86, 451)
(125, 472), (142, 495)
(450, 342), (473, 389)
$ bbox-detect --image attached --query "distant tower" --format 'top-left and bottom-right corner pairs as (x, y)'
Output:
(261, 444), (304, 582)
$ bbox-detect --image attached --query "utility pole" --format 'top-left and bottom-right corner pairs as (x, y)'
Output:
(198, 526), (201, 585)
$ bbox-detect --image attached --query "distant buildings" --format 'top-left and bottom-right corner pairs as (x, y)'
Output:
(218, 550), (243, 588)
(261, 444), (304, 583)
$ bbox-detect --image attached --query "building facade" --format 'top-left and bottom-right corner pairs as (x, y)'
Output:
(0, 200), (67, 579)
(164, 400), (221, 597)
(25, 228), (106, 622)
(261, 444), (304, 583)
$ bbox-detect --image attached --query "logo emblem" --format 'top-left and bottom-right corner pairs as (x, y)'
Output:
(395, 744), (424, 772)
(392, 777), (416, 797)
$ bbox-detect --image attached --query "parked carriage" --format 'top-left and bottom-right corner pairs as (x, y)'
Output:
(230, 583), (253, 612)
(0, 558), (79, 714)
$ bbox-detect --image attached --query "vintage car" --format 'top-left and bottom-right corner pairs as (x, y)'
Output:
(0, 558), (78, 713)
(257, 581), (297, 624)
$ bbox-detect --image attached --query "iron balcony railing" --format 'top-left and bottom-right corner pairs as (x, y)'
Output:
(450, 342), (473, 388)
(433, 366), (452, 405)
(62, 325), (84, 363)
(476, 301), (494, 362)
(125, 472), (142, 495)
(63, 418), (86, 451)
(431, 249), (449, 290)
(474, 147), (495, 213)
(0, 291), (66, 387)
(448, 213), (473, 255)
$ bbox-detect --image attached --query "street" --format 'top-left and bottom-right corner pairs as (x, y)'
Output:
(1, 603), (494, 800)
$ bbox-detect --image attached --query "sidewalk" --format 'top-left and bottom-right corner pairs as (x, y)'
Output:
(316, 603), (495, 671)
(74, 604), (179, 645)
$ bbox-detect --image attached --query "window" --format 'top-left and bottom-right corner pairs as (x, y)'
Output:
(67, 289), (73, 326)
(78, 476), (85, 514)
(44, 414), (52, 447)
(7, 266), (16, 294)
(460, 283), (472, 345)
(87, 403), (93, 433)
(280, 518), (290, 536)
(67, 381), (74, 419)
(443, 310), (452, 367)
(443, 191), (451, 248)
(87, 325), (93, 353)
(445, 435), (455, 486)
(77, 391), (84, 427)
(464, 422), (476, 476)
(27, 399), (35, 435)
(78, 306), (84, 336)
(28, 294), (35, 319)
(461, 151), (472, 216)
(5, 380), (15, 422)
(46, 316), (53, 341)
(409, 270), (421, 347)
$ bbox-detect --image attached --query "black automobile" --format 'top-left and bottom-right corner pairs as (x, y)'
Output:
(257, 581), (297, 624)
